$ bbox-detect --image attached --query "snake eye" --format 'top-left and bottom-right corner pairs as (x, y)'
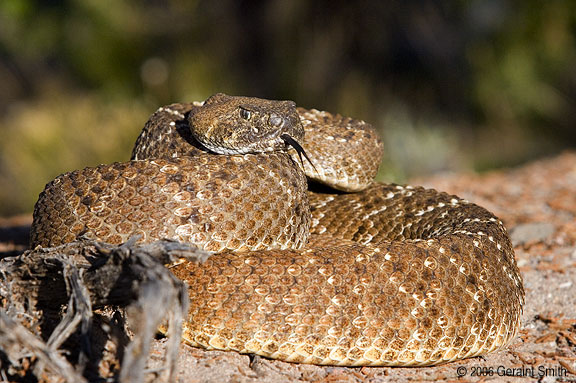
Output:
(239, 107), (252, 120)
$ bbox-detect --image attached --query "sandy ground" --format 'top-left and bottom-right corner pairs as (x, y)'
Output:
(1, 152), (575, 382)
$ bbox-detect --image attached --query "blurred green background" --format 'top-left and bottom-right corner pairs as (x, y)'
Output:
(1, 0), (575, 216)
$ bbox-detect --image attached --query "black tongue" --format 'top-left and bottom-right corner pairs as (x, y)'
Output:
(280, 134), (317, 173)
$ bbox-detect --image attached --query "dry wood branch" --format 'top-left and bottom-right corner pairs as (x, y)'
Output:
(0, 311), (87, 383)
(0, 238), (209, 383)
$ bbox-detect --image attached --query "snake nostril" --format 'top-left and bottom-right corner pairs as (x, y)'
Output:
(269, 114), (284, 128)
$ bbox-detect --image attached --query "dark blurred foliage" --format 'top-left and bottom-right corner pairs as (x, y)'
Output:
(1, 0), (575, 214)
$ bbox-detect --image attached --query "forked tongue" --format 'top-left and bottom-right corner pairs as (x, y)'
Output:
(280, 134), (317, 173)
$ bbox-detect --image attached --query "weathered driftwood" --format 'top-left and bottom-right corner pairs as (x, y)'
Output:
(0, 238), (210, 383)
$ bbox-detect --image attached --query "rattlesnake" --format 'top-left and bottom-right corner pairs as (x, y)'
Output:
(30, 93), (524, 366)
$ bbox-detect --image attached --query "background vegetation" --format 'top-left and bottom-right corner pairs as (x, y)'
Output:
(1, 0), (575, 216)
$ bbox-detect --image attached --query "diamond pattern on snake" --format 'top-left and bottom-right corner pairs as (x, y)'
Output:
(30, 93), (524, 366)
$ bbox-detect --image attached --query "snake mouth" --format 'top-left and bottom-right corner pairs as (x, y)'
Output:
(281, 134), (317, 173)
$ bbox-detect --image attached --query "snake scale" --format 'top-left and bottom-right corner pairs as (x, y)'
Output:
(30, 93), (524, 366)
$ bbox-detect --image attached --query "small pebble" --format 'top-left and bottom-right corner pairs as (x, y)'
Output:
(510, 222), (555, 246)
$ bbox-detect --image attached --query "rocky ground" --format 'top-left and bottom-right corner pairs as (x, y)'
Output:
(1, 152), (575, 383)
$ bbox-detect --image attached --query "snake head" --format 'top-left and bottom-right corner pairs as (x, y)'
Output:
(188, 93), (305, 155)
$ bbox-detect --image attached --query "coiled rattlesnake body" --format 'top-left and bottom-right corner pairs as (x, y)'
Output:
(31, 94), (524, 366)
